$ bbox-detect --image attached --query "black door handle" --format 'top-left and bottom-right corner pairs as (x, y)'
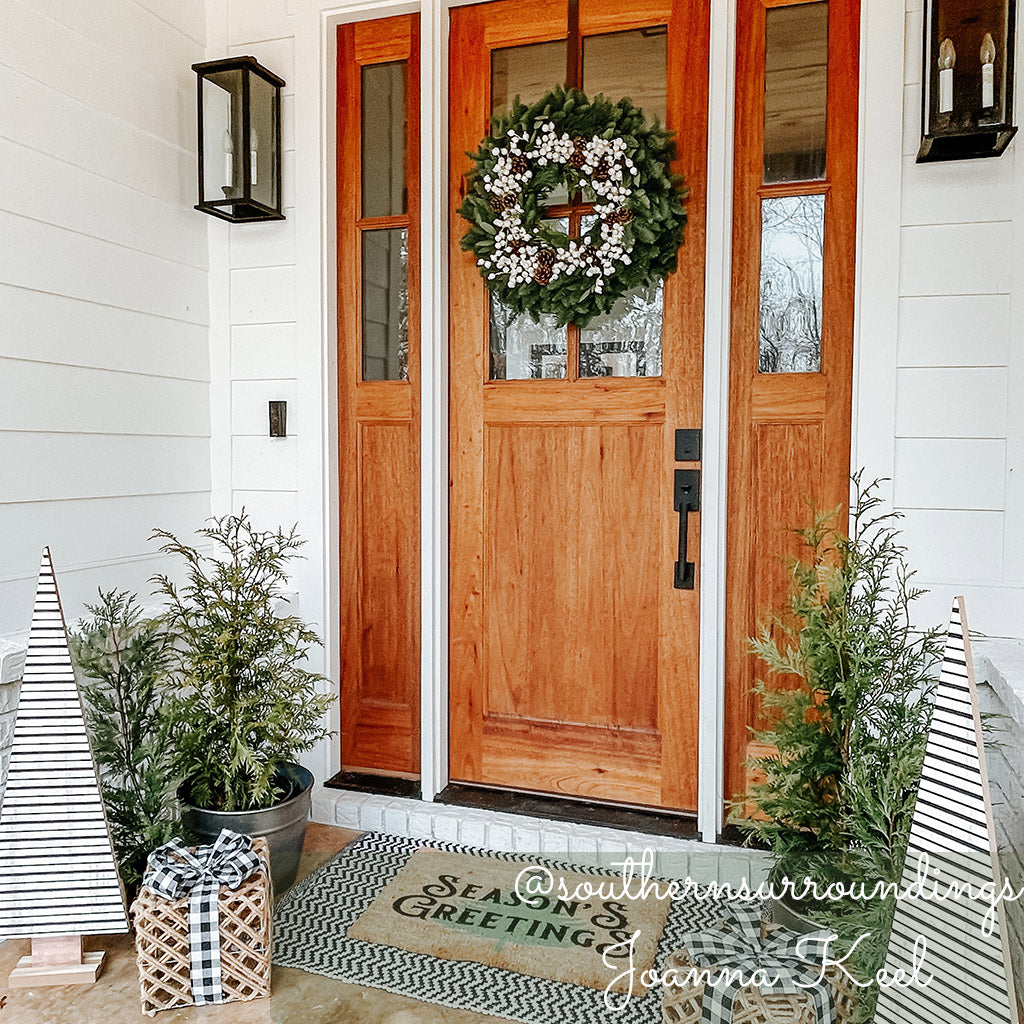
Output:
(674, 469), (700, 590)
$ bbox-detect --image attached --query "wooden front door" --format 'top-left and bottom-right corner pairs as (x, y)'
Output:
(448, 0), (710, 811)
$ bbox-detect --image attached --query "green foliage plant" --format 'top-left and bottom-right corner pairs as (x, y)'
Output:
(70, 590), (178, 889)
(734, 475), (942, 1018)
(152, 513), (334, 814)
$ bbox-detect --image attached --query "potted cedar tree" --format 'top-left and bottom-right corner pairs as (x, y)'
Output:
(734, 476), (941, 1022)
(152, 512), (334, 892)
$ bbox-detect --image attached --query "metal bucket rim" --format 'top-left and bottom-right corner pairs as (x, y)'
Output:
(178, 761), (313, 816)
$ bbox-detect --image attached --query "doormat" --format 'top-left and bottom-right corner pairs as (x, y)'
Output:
(347, 846), (671, 993)
(273, 832), (728, 1024)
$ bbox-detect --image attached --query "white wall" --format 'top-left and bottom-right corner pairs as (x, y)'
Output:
(206, 0), (343, 788)
(0, 0), (212, 638)
(887, 0), (1024, 640)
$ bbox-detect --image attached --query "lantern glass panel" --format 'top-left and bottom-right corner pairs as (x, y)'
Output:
(201, 69), (243, 205)
(248, 72), (279, 210)
(933, 0), (1009, 127)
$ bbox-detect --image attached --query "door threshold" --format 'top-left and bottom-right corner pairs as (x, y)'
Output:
(325, 770), (422, 800)
(437, 782), (699, 840)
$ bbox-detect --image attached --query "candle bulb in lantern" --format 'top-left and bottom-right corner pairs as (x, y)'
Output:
(222, 128), (234, 189)
(938, 37), (956, 114)
(981, 32), (996, 109)
(250, 129), (259, 186)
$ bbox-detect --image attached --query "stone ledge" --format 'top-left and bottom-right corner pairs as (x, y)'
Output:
(0, 635), (26, 687)
(974, 637), (1024, 728)
(310, 785), (772, 884)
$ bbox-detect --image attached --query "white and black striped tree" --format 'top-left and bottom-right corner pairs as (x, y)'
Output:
(874, 598), (1019, 1024)
(0, 549), (128, 986)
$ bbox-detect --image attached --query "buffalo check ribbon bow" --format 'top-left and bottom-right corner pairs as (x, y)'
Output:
(144, 828), (264, 1006)
(681, 904), (837, 1024)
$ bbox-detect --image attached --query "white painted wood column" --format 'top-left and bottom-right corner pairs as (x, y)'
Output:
(696, 0), (737, 843)
(419, 0), (451, 800)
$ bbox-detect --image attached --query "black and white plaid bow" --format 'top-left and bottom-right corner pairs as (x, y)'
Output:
(144, 829), (263, 1006)
(681, 903), (836, 1024)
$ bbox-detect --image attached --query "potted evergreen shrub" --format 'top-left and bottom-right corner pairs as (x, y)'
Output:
(70, 590), (179, 898)
(734, 476), (941, 1021)
(152, 513), (334, 892)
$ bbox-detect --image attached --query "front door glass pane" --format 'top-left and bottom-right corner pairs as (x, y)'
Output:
(578, 213), (663, 378)
(763, 2), (828, 184)
(362, 227), (409, 380)
(758, 194), (825, 373)
(489, 215), (568, 380)
(362, 61), (406, 218)
(491, 41), (567, 117)
(491, 41), (569, 204)
(490, 300), (565, 379)
(579, 282), (664, 378)
(582, 27), (668, 126)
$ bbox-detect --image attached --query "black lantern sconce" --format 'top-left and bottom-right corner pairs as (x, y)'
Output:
(192, 56), (285, 222)
(919, 0), (1017, 161)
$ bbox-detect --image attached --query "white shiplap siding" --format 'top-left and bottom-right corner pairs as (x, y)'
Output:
(0, 0), (211, 637)
(213, 26), (300, 535)
(896, 0), (1022, 637)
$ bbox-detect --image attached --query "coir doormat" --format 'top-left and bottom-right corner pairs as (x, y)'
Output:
(273, 832), (727, 1024)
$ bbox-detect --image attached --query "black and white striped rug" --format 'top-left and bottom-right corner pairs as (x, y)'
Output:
(273, 833), (726, 1024)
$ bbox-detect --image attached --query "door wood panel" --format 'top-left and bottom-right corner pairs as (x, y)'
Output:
(448, 0), (710, 811)
(724, 0), (860, 811)
(338, 15), (421, 775)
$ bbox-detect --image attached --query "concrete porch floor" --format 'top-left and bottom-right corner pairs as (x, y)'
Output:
(0, 824), (509, 1024)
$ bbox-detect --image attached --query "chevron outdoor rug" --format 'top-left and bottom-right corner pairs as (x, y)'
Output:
(273, 832), (727, 1024)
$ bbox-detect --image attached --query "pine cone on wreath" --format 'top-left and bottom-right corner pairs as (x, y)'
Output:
(608, 207), (634, 225)
(592, 156), (611, 182)
(510, 155), (529, 176)
(569, 136), (588, 170)
(533, 248), (556, 285)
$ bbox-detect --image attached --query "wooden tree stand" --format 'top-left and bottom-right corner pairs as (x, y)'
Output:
(8, 935), (105, 987)
(132, 838), (272, 1016)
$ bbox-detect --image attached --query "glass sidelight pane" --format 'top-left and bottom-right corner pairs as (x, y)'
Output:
(579, 281), (664, 378)
(361, 61), (406, 218)
(764, 2), (828, 184)
(583, 27), (668, 126)
(362, 228), (409, 380)
(759, 194), (825, 374)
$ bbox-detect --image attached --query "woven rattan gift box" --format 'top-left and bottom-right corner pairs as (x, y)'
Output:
(131, 837), (272, 1016)
(661, 924), (858, 1024)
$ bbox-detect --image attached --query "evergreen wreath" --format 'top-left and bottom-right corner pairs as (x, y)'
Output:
(459, 86), (688, 328)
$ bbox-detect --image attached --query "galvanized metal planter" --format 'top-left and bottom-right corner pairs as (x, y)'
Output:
(180, 761), (313, 895)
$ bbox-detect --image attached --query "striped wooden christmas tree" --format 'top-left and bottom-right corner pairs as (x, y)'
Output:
(874, 597), (1019, 1024)
(0, 549), (128, 986)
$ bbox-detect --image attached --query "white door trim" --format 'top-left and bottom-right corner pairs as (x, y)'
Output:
(697, 0), (737, 843)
